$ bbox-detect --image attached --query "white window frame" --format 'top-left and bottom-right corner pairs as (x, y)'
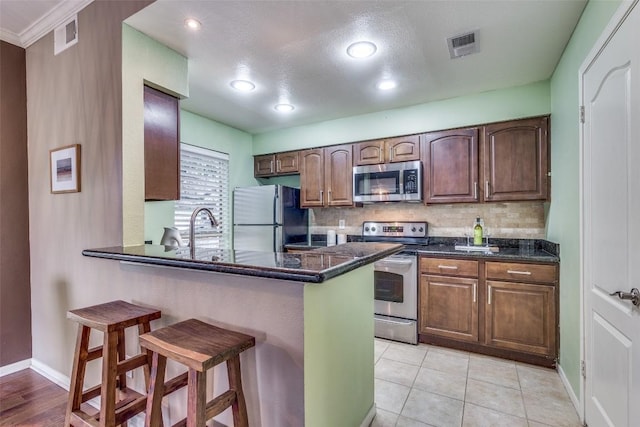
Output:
(174, 143), (230, 249)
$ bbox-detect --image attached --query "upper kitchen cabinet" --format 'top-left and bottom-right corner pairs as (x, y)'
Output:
(354, 135), (420, 165)
(254, 151), (300, 177)
(421, 128), (479, 204)
(144, 85), (180, 201)
(300, 145), (353, 207)
(482, 116), (549, 202)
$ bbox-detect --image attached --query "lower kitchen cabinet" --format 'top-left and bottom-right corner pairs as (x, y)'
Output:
(485, 280), (556, 357)
(418, 256), (559, 367)
(420, 275), (479, 342)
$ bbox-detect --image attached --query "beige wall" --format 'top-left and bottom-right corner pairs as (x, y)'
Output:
(26, 0), (149, 374)
(0, 41), (31, 367)
(25, 2), (305, 424)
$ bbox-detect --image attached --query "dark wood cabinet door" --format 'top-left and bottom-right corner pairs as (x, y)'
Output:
(354, 140), (384, 166)
(385, 135), (420, 163)
(324, 144), (353, 206)
(300, 148), (325, 207)
(482, 116), (549, 201)
(254, 154), (275, 177)
(485, 280), (556, 357)
(276, 151), (299, 174)
(421, 128), (479, 203)
(144, 85), (180, 201)
(419, 274), (479, 342)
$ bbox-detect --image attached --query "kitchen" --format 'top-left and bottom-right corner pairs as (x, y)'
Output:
(1, 0), (638, 427)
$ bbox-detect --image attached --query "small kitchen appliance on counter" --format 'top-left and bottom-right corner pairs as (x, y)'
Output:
(363, 221), (428, 344)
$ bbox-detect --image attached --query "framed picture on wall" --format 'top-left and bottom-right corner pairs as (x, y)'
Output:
(50, 144), (81, 193)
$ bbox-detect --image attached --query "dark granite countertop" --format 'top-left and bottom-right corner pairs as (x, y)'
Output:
(286, 236), (559, 263)
(82, 242), (403, 284)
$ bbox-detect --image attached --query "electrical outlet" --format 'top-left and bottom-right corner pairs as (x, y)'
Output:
(338, 219), (345, 229)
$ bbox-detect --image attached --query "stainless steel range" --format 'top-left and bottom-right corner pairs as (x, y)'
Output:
(363, 221), (427, 345)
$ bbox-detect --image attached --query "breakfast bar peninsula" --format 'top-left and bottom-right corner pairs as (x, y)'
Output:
(82, 242), (401, 427)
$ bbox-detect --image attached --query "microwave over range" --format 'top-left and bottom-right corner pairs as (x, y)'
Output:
(352, 160), (422, 203)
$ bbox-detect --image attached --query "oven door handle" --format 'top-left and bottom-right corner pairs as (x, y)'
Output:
(376, 316), (414, 325)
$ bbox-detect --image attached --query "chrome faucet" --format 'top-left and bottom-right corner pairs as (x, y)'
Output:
(189, 207), (218, 258)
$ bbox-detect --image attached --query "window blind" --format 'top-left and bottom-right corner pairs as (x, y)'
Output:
(175, 143), (230, 250)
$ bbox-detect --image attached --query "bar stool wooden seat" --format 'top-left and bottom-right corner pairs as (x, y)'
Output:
(65, 300), (161, 427)
(139, 318), (255, 427)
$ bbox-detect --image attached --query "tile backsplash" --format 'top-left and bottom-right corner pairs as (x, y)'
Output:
(310, 201), (545, 238)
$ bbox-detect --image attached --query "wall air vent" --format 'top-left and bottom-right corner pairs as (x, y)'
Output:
(447, 31), (478, 59)
(54, 15), (78, 55)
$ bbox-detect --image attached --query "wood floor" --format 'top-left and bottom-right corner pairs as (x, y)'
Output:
(0, 369), (68, 426)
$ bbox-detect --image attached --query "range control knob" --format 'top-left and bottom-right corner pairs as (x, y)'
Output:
(371, 226), (376, 232)
(411, 227), (416, 232)
(419, 227), (424, 233)
(364, 227), (370, 232)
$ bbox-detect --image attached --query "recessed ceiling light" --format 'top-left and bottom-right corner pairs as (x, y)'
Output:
(274, 103), (295, 113)
(377, 80), (397, 90)
(184, 18), (201, 30)
(346, 41), (377, 58)
(230, 80), (256, 92)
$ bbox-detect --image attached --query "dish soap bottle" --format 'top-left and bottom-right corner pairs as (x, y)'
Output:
(473, 217), (483, 246)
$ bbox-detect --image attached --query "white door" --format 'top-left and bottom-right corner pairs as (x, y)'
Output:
(582, 2), (640, 426)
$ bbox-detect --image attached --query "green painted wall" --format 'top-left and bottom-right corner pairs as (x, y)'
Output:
(122, 24), (188, 245)
(304, 265), (375, 427)
(547, 0), (622, 397)
(144, 110), (255, 243)
(253, 80), (551, 154)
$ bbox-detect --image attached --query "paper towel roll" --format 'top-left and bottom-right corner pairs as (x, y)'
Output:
(327, 230), (336, 246)
(337, 233), (347, 245)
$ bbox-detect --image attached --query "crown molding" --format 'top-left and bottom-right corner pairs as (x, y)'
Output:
(20, 0), (94, 48)
(0, 28), (22, 47)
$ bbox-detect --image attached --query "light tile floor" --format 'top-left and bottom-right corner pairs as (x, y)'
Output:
(373, 339), (582, 427)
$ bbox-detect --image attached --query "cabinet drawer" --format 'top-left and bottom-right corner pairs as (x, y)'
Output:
(420, 258), (478, 277)
(486, 262), (556, 283)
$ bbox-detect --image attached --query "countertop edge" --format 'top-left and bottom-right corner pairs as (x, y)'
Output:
(82, 243), (403, 284)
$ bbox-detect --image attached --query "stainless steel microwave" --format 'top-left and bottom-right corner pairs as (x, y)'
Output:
(353, 160), (422, 203)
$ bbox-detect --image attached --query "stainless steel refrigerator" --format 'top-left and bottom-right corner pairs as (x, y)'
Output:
(233, 185), (308, 252)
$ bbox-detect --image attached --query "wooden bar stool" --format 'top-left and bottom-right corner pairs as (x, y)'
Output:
(139, 318), (255, 427)
(65, 300), (161, 427)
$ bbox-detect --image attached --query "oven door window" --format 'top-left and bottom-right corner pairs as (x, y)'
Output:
(374, 271), (404, 303)
(355, 171), (400, 196)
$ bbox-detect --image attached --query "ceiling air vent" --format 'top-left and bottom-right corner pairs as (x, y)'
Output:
(447, 31), (478, 59)
(54, 15), (78, 55)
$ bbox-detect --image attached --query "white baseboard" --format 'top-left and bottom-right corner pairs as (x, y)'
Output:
(360, 403), (377, 427)
(557, 364), (583, 424)
(30, 358), (71, 391)
(28, 359), (146, 427)
(0, 358), (31, 377)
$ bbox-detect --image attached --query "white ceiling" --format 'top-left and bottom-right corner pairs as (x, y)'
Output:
(1, 1), (587, 135)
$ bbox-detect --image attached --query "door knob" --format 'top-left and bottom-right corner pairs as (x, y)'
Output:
(609, 288), (640, 307)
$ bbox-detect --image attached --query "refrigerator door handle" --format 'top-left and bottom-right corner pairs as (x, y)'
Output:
(274, 225), (283, 252)
(274, 186), (281, 225)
